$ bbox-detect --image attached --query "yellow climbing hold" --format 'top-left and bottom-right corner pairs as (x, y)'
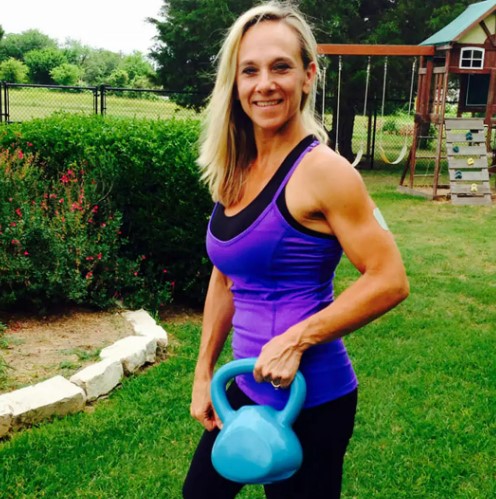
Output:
(470, 183), (478, 193)
(467, 158), (475, 166)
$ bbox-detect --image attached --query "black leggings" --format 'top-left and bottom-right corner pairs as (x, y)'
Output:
(183, 383), (357, 499)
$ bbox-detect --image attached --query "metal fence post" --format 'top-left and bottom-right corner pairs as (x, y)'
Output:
(0, 82), (3, 123)
(100, 85), (107, 116)
(93, 86), (99, 115)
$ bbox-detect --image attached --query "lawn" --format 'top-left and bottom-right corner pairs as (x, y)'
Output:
(4, 87), (198, 122)
(0, 166), (495, 498)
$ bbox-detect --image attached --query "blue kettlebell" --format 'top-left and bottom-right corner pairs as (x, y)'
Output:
(210, 357), (306, 484)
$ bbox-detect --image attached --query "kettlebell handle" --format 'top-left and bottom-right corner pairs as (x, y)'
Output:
(211, 357), (306, 426)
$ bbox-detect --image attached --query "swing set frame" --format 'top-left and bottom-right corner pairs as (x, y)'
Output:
(317, 44), (434, 171)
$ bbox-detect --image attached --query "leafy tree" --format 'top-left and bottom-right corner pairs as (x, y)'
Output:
(149, 0), (254, 109)
(0, 25), (4, 42)
(81, 49), (121, 86)
(24, 47), (67, 84)
(50, 63), (83, 86)
(0, 30), (57, 63)
(120, 52), (154, 82)
(62, 39), (92, 67)
(150, 0), (474, 157)
(0, 57), (29, 83)
(106, 68), (129, 87)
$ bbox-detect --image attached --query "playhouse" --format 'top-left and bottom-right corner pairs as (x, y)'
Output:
(318, 0), (496, 205)
(402, 0), (496, 204)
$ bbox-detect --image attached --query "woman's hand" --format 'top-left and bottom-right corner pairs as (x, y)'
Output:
(253, 326), (304, 389)
(190, 377), (223, 431)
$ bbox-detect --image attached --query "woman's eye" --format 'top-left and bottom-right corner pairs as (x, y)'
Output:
(273, 63), (290, 72)
(241, 67), (257, 75)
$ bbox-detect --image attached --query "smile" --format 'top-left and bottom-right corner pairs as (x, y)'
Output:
(254, 99), (282, 107)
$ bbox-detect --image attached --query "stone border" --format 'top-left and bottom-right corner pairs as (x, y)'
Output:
(0, 309), (168, 438)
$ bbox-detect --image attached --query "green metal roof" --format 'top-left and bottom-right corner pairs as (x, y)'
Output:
(421, 0), (496, 46)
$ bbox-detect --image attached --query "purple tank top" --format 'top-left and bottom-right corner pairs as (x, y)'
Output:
(207, 137), (357, 409)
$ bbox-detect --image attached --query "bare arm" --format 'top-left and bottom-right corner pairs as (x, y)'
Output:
(190, 266), (234, 430)
(254, 151), (409, 387)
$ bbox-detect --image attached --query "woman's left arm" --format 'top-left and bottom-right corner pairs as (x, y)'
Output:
(254, 153), (410, 387)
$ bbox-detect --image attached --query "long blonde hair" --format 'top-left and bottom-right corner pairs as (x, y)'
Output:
(197, 1), (327, 205)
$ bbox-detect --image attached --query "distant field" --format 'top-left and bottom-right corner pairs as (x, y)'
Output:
(4, 87), (198, 122)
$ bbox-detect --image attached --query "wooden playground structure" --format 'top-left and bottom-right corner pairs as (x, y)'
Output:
(317, 0), (496, 205)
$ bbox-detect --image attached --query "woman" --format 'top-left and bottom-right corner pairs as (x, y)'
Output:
(183, 2), (409, 498)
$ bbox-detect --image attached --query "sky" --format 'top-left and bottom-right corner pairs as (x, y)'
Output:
(1, 0), (165, 55)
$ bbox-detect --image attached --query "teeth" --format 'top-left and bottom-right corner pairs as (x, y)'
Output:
(256, 100), (280, 107)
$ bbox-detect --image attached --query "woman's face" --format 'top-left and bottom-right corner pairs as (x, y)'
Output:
(235, 20), (316, 134)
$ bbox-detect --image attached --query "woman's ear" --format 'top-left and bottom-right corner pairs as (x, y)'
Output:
(302, 61), (317, 95)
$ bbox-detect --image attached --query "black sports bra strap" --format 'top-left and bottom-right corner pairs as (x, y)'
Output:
(210, 135), (316, 241)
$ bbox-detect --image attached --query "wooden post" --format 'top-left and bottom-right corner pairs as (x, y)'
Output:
(432, 50), (451, 198)
(484, 68), (496, 151)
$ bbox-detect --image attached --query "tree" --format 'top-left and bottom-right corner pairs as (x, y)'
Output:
(149, 0), (254, 109)
(105, 68), (129, 87)
(50, 63), (83, 86)
(150, 0), (474, 154)
(0, 30), (57, 62)
(120, 52), (154, 82)
(81, 49), (121, 86)
(0, 57), (29, 83)
(24, 47), (67, 84)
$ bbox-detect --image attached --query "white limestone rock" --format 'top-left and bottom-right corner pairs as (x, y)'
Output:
(0, 376), (86, 430)
(70, 358), (124, 402)
(122, 309), (157, 328)
(100, 336), (157, 374)
(0, 402), (13, 438)
(123, 309), (168, 353)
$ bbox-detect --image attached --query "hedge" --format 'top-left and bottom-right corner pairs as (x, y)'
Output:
(0, 114), (213, 312)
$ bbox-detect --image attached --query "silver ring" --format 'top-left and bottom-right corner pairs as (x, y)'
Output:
(271, 380), (281, 389)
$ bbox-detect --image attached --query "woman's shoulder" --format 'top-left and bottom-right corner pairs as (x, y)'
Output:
(304, 142), (364, 185)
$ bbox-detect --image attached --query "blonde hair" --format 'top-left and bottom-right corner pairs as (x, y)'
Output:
(197, 1), (327, 205)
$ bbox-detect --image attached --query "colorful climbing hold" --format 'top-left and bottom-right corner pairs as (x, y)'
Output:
(453, 145), (459, 153)
(470, 183), (478, 193)
(455, 170), (463, 180)
(466, 132), (473, 141)
(467, 157), (475, 166)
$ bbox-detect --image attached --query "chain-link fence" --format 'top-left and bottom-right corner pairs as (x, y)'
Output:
(0, 83), (201, 123)
(4, 82), (486, 171)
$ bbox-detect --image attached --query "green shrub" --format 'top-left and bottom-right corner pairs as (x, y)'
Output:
(0, 115), (212, 310)
(0, 147), (166, 311)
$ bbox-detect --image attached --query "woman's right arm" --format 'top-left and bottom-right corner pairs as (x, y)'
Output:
(190, 266), (234, 431)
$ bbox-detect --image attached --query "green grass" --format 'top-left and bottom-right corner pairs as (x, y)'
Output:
(0, 169), (495, 498)
(6, 88), (198, 122)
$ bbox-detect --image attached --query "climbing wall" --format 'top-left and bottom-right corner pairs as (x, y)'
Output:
(445, 118), (492, 206)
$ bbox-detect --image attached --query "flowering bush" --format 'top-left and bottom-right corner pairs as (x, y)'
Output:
(0, 146), (171, 311)
(0, 115), (211, 308)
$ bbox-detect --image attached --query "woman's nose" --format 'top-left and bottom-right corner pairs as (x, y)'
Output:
(256, 70), (275, 92)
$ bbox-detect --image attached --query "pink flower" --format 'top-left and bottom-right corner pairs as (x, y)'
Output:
(85, 271), (93, 279)
(15, 208), (22, 217)
(11, 239), (20, 245)
(100, 223), (106, 228)
(97, 253), (102, 260)
(24, 251), (29, 256)
(59, 198), (64, 204)
(163, 269), (168, 274)
(9, 222), (16, 227)
(86, 256), (94, 261)
(92, 206), (98, 214)
(60, 175), (70, 184)
(27, 142), (33, 147)
(133, 272), (138, 276)
(18, 150), (24, 159)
